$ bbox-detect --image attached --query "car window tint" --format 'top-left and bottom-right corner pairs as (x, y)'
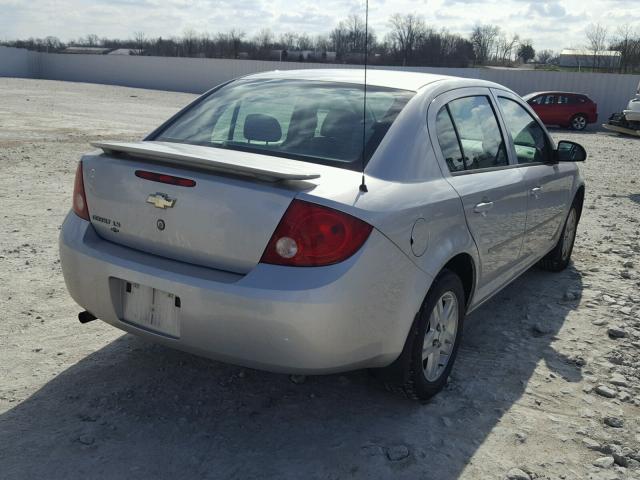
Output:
(558, 95), (569, 104)
(498, 97), (551, 164)
(544, 95), (556, 105)
(230, 98), (294, 145)
(156, 80), (414, 170)
(210, 103), (236, 142)
(447, 96), (508, 170)
(365, 95), (397, 122)
(435, 107), (465, 173)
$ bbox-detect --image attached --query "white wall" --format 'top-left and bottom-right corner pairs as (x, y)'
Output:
(2, 47), (639, 118)
(39, 54), (359, 93)
(0, 46), (41, 78)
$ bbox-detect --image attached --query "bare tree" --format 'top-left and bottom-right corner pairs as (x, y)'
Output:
(315, 34), (331, 52)
(79, 34), (100, 47)
(344, 14), (370, 54)
(495, 32), (520, 64)
(3, 13), (538, 70)
(409, 26), (474, 67)
(132, 31), (147, 55)
(182, 28), (198, 57)
(387, 13), (426, 66)
(536, 49), (554, 64)
(42, 36), (63, 52)
(330, 24), (347, 60)
(297, 33), (313, 51)
(585, 23), (608, 69)
(470, 24), (500, 65)
(612, 24), (640, 73)
(228, 29), (245, 59)
(330, 15), (373, 62)
(254, 29), (273, 50)
(279, 32), (298, 51)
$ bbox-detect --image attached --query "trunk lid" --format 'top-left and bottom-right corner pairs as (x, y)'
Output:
(82, 142), (322, 274)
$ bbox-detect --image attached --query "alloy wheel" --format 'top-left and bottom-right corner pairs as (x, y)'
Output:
(422, 291), (459, 382)
(562, 208), (577, 260)
(572, 115), (587, 130)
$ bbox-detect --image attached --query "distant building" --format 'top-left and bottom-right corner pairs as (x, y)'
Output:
(269, 49), (337, 62)
(108, 48), (143, 55)
(559, 49), (621, 69)
(62, 47), (111, 55)
(322, 51), (337, 62)
(343, 52), (365, 64)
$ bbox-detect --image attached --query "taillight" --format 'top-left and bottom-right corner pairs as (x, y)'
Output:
(260, 199), (372, 267)
(72, 161), (90, 220)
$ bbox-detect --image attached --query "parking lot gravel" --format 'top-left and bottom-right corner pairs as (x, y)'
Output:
(1, 78), (639, 480)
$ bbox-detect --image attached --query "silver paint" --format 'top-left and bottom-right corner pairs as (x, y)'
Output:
(59, 69), (585, 374)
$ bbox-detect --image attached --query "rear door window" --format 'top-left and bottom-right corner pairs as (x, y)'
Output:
(435, 107), (465, 173)
(445, 96), (508, 171)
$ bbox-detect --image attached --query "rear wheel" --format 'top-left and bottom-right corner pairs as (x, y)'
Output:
(379, 270), (465, 401)
(539, 204), (579, 272)
(571, 114), (587, 131)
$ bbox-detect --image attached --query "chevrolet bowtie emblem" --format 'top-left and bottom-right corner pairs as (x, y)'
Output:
(146, 193), (176, 209)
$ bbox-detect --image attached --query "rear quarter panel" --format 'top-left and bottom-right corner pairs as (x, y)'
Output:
(298, 84), (480, 304)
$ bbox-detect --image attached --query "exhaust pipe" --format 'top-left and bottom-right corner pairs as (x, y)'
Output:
(78, 311), (97, 324)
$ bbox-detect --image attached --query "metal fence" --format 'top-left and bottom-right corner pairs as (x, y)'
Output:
(2, 46), (639, 119)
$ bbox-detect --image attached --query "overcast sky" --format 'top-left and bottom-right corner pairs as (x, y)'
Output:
(1, 0), (638, 51)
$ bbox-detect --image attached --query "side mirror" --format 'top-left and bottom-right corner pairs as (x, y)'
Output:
(555, 140), (586, 162)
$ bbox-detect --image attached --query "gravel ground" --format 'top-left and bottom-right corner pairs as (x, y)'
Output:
(1, 78), (639, 480)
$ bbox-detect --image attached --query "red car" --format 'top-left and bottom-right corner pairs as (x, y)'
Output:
(523, 91), (598, 130)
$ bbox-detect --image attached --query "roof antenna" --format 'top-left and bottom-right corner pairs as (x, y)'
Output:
(359, 0), (369, 193)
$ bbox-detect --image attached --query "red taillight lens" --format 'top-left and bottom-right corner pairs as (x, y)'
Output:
(135, 170), (196, 187)
(72, 161), (90, 220)
(260, 200), (373, 267)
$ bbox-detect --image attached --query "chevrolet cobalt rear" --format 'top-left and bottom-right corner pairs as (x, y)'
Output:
(60, 70), (586, 400)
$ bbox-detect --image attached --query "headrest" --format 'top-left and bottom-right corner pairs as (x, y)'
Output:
(320, 109), (359, 138)
(243, 113), (282, 143)
(285, 107), (318, 144)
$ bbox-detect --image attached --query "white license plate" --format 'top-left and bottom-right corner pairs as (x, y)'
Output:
(121, 281), (180, 338)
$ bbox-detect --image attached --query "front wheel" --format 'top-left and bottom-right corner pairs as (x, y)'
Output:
(539, 204), (579, 272)
(379, 270), (465, 401)
(571, 114), (587, 131)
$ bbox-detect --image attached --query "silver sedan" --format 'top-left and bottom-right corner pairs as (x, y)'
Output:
(59, 69), (586, 400)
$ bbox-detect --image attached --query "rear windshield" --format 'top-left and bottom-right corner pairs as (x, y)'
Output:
(154, 79), (415, 170)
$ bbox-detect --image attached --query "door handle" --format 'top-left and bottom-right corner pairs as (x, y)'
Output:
(473, 201), (494, 216)
(530, 186), (543, 198)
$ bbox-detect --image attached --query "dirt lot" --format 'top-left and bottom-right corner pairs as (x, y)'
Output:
(1, 78), (639, 480)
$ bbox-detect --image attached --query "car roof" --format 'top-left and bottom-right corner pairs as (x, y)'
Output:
(242, 68), (504, 92)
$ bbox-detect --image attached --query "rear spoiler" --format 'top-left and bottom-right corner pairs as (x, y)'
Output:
(91, 141), (321, 182)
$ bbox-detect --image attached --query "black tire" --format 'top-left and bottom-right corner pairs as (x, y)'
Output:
(539, 203), (579, 272)
(376, 270), (466, 401)
(570, 113), (587, 131)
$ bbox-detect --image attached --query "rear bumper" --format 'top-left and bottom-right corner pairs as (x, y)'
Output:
(59, 212), (431, 374)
